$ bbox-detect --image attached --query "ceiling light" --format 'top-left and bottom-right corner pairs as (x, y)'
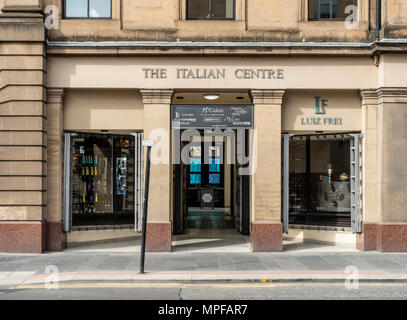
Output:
(203, 94), (220, 100)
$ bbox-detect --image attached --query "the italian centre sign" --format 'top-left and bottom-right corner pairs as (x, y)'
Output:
(142, 68), (284, 80)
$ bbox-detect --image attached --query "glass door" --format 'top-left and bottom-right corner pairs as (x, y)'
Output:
(113, 136), (135, 224)
(187, 138), (225, 209)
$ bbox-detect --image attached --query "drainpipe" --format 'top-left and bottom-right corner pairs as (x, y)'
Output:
(376, 0), (382, 41)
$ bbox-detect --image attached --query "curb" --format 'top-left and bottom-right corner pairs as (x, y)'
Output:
(16, 274), (407, 287)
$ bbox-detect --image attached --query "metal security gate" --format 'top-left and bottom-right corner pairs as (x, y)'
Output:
(63, 132), (144, 232)
(281, 133), (362, 233)
(235, 169), (250, 234)
(281, 134), (291, 233)
(133, 132), (144, 232)
(63, 133), (76, 232)
(235, 129), (250, 234)
(349, 134), (362, 233)
(173, 139), (188, 235)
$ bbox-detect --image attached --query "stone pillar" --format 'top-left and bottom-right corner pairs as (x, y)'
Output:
(46, 88), (67, 251)
(250, 89), (285, 252)
(375, 88), (407, 252)
(358, 88), (407, 252)
(0, 0), (46, 253)
(357, 89), (380, 251)
(140, 89), (174, 252)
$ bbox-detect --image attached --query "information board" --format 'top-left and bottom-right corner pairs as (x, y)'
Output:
(171, 105), (253, 129)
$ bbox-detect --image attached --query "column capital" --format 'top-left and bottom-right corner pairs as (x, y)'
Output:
(140, 89), (174, 105)
(250, 89), (285, 105)
(359, 89), (379, 106)
(47, 88), (66, 104)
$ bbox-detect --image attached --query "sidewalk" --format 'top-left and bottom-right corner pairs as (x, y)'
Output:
(1, 251), (407, 287)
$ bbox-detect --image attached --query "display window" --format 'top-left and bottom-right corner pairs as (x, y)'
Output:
(287, 134), (354, 227)
(70, 134), (135, 226)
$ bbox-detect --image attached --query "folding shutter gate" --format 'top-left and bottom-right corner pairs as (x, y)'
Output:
(349, 134), (362, 233)
(281, 134), (291, 234)
(63, 133), (75, 232)
(133, 132), (144, 232)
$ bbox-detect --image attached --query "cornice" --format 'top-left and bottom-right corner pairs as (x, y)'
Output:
(44, 39), (407, 57)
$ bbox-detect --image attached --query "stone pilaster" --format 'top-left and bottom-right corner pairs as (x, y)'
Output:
(357, 89), (380, 251)
(0, 0), (46, 253)
(249, 89), (285, 252)
(140, 89), (174, 252)
(46, 88), (67, 251)
(375, 88), (407, 252)
(358, 88), (407, 252)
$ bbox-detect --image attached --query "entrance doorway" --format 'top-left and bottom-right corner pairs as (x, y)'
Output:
(172, 104), (253, 237)
(174, 128), (250, 235)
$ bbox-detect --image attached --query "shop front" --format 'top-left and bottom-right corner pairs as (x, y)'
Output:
(281, 90), (363, 246)
(3, 1), (407, 255)
(37, 53), (406, 253)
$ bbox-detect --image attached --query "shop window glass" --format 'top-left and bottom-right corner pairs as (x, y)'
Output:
(308, 0), (356, 20)
(71, 134), (135, 226)
(187, 0), (235, 20)
(289, 135), (351, 227)
(64, 0), (111, 18)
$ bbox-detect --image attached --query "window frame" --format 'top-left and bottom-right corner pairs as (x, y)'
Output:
(308, 0), (357, 21)
(186, 0), (236, 21)
(63, 0), (112, 20)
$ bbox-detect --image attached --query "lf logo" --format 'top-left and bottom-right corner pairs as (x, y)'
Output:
(314, 97), (328, 115)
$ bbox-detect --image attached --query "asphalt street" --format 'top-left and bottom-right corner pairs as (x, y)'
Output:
(1, 283), (407, 300)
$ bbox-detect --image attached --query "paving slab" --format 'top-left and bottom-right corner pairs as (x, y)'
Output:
(2, 250), (407, 287)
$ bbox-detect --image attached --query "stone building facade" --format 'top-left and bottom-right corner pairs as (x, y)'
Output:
(0, 0), (406, 253)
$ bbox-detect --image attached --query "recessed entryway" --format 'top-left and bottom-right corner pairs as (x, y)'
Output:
(172, 229), (250, 253)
